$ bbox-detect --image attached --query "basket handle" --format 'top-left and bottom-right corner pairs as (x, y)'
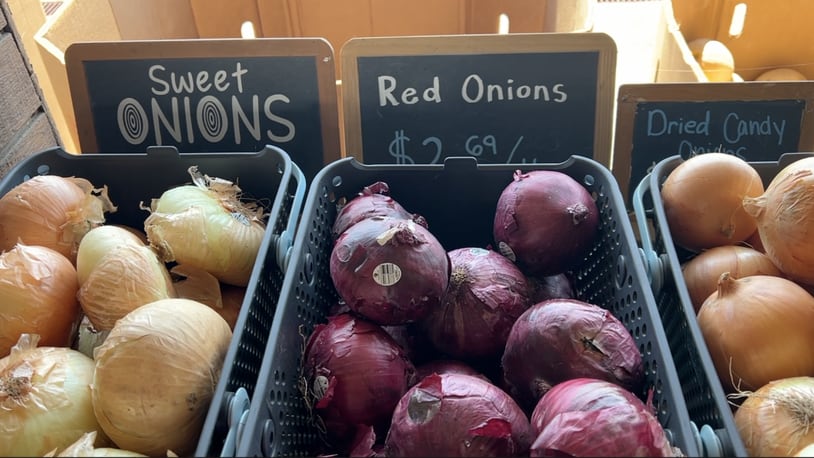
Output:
(274, 163), (306, 272)
(631, 173), (667, 294)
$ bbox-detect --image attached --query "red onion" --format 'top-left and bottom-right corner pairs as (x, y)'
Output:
(302, 313), (416, 451)
(330, 216), (450, 325)
(493, 170), (599, 276)
(423, 247), (533, 361)
(415, 359), (490, 383)
(332, 181), (426, 239)
(384, 373), (534, 457)
(528, 273), (575, 303)
(501, 299), (644, 410)
(530, 378), (680, 457)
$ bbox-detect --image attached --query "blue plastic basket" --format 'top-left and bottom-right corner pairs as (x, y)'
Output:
(233, 155), (702, 457)
(632, 152), (814, 458)
(0, 145), (306, 458)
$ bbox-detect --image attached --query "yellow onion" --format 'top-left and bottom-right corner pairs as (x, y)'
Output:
(734, 376), (814, 457)
(744, 157), (814, 284)
(170, 263), (244, 330)
(78, 244), (175, 332)
(91, 298), (232, 456)
(661, 152), (763, 252)
(144, 166), (266, 287)
(698, 273), (814, 392)
(47, 431), (146, 457)
(0, 175), (116, 262)
(76, 225), (146, 285)
(0, 334), (109, 456)
(0, 244), (80, 357)
(681, 244), (781, 313)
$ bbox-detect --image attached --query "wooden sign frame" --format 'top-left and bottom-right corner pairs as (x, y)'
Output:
(340, 32), (617, 168)
(65, 38), (340, 169)
(614, 81), (814, 201)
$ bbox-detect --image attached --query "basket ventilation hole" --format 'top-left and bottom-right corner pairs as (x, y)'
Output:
(304, 251), (315, 285)
(614, 254), (628, 290)
(262, 418), (276, 456)
(582, 174), (595, 187)
(37, 164), (50, 175)
(331, 175), (343, 187)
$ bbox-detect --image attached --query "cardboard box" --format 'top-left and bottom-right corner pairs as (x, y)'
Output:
(657, 0), (814, 82)
(27, 0), (594, 154)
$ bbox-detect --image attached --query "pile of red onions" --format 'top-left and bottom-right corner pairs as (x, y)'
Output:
(305, 176), (677, 457)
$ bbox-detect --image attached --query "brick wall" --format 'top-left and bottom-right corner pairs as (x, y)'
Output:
(0, 2), (59, 180)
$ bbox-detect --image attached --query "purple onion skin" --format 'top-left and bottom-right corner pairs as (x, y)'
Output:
(414, 359), (491, 384)
(493, 170), (599, 276)
(303, 313), (417, 451)
(501, 299), (644, 411)
(529, 273), (575, 303)
(330, 216), (450, 325)
(530, 378), (680, 457)
(384, 373), (535, 457)
(423, 247), (534, 361)
(332, 181), (427, 239)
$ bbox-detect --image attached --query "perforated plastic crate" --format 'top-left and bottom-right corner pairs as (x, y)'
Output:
(234, 154), (700, 457)
(631, 152), (814, 458)
(0, 145), (306, 457)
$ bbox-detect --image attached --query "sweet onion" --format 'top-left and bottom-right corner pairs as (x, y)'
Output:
(661, 152), (763, 252)
(733, 376), (814, 457)
(76, 225), (145, 285)
(47, 431), (146, 457)
(0, 175), (116, 262)
(493, 169), (599, 276)
(423, 247), (533, 361)
(78, 243), (176, 332)
(681, 244), (781, 312)
(330, 216), (450, 325)
(384, 373), (534, 457)
(0, 334), (107, 457)
(697, 273), (814, 392)
(302, 312), (416, 452)
(91, 298), (232, 456)
(144, 166), (266, 287)
(530, 378), (680, 457)
(743, 157), (814, 285)
(501, 299), (644, 410)
(0, 244), (80, 357)
(332, 181), (426, 239)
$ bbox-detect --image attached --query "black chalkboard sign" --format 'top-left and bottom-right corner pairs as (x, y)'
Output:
(615, 82), (814, 202)
(65, 39), (341, 180)
(341, 33), (617, 168)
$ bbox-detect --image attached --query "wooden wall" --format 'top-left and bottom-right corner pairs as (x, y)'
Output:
(0, 1), (59, 181)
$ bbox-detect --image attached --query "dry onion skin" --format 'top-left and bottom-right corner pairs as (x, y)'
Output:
(78, 243), (176, 332)
(743, 157), (814, 285)
(661, 152), (764, 252)
(0, 175), (116, 262)
(0, 244), (80, 357)
(143, 166), (266, 287)
(681, 245), (781, 313)
(91, 298), (232, 456)
(48, 431), (146, 457)
(0, 334), (108, 456)
(733, 376), (814, 457)
(697, 273), (814, 392)
(170, 263), (243, 330)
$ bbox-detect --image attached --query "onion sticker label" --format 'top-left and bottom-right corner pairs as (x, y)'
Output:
(373, 262), (402, 286)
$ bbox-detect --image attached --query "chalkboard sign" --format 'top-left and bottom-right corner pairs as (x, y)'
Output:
(614, 82), (814, 202)
(341, 33), (617, 167)
(65, 39), (341, 180)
